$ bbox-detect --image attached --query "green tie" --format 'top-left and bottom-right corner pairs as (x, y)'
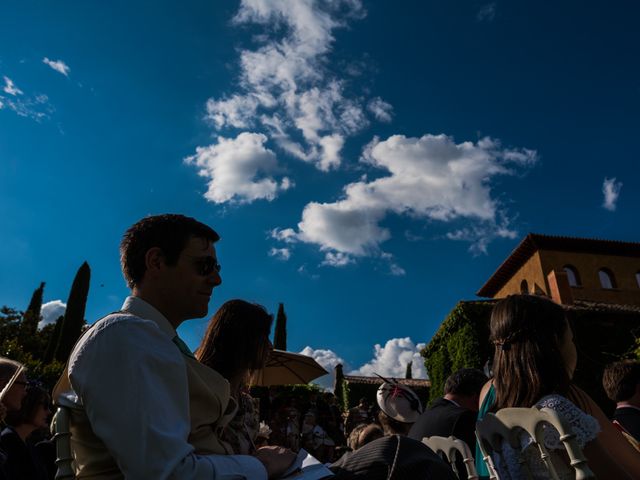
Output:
(172, 335), (196, 360)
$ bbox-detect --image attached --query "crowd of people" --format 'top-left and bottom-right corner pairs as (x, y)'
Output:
(1, 213), (640, 479)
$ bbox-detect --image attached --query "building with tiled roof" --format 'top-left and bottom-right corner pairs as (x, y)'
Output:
(477, 233), (640, 306)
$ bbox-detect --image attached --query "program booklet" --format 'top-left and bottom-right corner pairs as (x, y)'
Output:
(280, 449), (334, 479)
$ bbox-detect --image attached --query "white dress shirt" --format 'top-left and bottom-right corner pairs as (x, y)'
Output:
(64, 296), (267, 480)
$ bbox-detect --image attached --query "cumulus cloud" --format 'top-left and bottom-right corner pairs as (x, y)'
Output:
(300, 346), (346, 390)
(350, 337), (427, 379)
(476, 2), (497, 22)
(274, 133), (537, 264)
(43, 57), (70, 77)
(184, 132), (291, 204)
(188, 0), (393, 202)
(602, 177), (622, 211)
(269, 247), (291, 260)
(3, 76), (23, 96)
(39, 300), (66, 329)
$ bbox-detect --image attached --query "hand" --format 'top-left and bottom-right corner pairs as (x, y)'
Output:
(255, 445), (297, 479)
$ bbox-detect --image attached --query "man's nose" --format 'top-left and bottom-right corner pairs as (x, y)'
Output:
(209, 271), (222, 287)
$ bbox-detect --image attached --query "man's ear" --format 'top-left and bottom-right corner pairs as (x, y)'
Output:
(144, 247), (165, 275)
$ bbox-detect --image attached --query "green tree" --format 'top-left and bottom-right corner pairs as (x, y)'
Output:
(55, 262), (91, 362)
(19, 282), (45, 347)
(405, 361), (413, 379)
(273, 303), (287, 350)
(43, 315), (64, 363)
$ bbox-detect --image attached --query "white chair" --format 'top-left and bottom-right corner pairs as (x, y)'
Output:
(422, 435), (478, 480)
(476, 406), (595, 480)
(52, 405), (75, 480)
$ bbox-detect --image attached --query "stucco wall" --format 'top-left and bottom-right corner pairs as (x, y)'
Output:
(494, 251), (547, 297)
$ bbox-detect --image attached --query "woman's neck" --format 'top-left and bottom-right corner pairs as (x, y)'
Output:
(12, 424), (36, 442)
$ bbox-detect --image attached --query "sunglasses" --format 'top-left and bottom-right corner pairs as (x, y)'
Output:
(185, 255), (221, 276)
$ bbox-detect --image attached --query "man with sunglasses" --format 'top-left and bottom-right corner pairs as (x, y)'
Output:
(54, 214), (294, 479)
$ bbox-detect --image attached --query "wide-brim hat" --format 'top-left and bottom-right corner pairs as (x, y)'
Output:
(376, 381), (423, 423)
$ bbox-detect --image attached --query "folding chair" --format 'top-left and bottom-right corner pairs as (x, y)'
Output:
(476, 406), (595, 480)
(422, 435), (478, 480)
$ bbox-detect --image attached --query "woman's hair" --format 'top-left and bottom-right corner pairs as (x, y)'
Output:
(5, 384), (50, 427)
(347, 423), (384, 450)
(490, 295), (572, 410)
(0, 358), (24, 387)
(195, 300), (273, 385)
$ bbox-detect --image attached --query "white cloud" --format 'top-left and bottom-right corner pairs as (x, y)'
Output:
(602, 177), (622, 211)
(269, 247), (291, 260)
(349, 337), (427, 379)
(476, 2), (497, 22)
(189, 0), (392, 201)
(270, 227), (298, 243)
(3, 76), (23, 96)
(184, 132), (291, 204)
(43, 57), (70, 77)
(39, 300), (66, 329)
(321, 251), (355, 267)
(300, 346), (346, 390)
(275, 133), (537, 264)
(367, 97), (393, 122)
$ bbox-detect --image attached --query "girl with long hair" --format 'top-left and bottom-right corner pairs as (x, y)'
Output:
(477, 295), (640, 479)
(196, 299), (273, 455)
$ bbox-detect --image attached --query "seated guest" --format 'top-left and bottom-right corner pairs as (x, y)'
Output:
(0, 358), (28, 480)
(346, 423), (384, 452)
(377, 381), (423, 436)
(603, 360), (640, 443)
(344, 398), (370, 436)
(408, 368), (487, 452)
(195, 300), (274, 455)
(1, 385), (51, 480)
(476, 295), (640, 479)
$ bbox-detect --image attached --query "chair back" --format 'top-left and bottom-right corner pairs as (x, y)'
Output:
(52, 406), (75, 480)
(422, 435), (478, 480)
(476, 406), (595, 480)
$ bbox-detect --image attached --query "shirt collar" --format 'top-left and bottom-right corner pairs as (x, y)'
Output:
(121, 296), (177, 338)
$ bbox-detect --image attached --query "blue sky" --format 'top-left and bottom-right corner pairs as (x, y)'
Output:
(1, 0), (638, 387)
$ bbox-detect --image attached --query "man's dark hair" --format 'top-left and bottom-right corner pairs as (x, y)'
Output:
(444, 368), (488, 396)
(603, 360), (640, 403)
(120, 214), (220, 288)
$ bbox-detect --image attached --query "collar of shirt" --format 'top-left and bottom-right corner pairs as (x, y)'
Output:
(121, 296), (176, 338)
(444, 397), (461, 408)
(616, 403), (640, 412)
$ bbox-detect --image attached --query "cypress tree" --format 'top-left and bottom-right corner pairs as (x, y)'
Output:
(55, 262), (91, 362)
(20, 282), (45, 340)
(43, 315), (64, 363)
(405, 361), (413, 379)
(333, 364), (345, 411)
(273, 303), (287, 351)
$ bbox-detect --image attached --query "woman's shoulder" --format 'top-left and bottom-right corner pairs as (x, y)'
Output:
(535, 393), (600, 447)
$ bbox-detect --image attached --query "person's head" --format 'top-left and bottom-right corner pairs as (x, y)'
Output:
(443, 368), (488, 412)
(120, 214), (221, 324)
(376, 382), (422, 436)
(5, 385), (51, 432)
(603, 360), (640, 405)
(195, 299), (273, 386)
(0, 358), (27, 412)
(490, 294), (576, 409)
(358, 397), (368, 409)
(347, 423), (384, 451)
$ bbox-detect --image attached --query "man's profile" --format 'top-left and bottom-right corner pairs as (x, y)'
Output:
(54, 214), (294, 479)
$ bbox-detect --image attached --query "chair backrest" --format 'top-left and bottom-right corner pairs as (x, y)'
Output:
(52, 406), (75, 480)
(422, 435), (478, 480)
(476, 406), (596, 480)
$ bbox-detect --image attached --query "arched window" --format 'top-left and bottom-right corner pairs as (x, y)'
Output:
(520, 279), (529, 294)
(636, 271), (640, 288)
(563, 265), (581, 287)
(598, 268), (617, 289)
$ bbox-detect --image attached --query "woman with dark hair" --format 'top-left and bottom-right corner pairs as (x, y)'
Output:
(477, 294), (640, 479)
(196, 299), (274, 455)
(0, 384), (50, 480)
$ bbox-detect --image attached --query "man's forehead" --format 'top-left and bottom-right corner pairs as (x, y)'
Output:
(184, 236), (216, 255)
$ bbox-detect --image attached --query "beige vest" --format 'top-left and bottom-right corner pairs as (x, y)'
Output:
(53, 327), (235, 479)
